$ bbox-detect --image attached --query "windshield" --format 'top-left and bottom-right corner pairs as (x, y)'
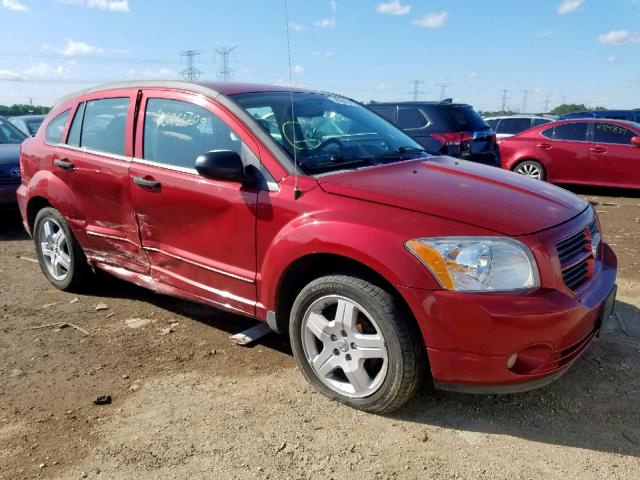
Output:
(434, 106), (489, 133)
(231, 92), (427, 175)
(0, 118), (27, 144)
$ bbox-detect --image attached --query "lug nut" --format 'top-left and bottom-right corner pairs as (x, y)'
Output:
(340, 330), (347, 337)
(330, 334), (337, 341)
(350, 343), (357, 349)
(333, 348), (340, 355)
(345, 354), (352, 361)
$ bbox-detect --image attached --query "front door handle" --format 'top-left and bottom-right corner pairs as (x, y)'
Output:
(133, 176), (161, 189)
(590, 146), (606, 153)
(54, 158), (75, 170)
(536, 143), (552, 150)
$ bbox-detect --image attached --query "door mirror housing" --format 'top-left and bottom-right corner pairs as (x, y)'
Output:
(195, 150), (245, 182)
(631, 136), (640, 147)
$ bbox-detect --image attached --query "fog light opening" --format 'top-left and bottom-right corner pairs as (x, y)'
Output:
(506, 353), (518, 370)
(508, 344), (552, 375)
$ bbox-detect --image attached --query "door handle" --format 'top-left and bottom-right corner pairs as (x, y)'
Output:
(590, 146), (606, 153)
(536, 143), (552, 149)
(54, 158), (75, 170)
(133, 176), (161, 189)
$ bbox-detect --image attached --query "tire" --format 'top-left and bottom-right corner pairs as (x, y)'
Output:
(33, 207), (90, 291)
(289, 275), (425, 413)
(513, 160), (546, 181)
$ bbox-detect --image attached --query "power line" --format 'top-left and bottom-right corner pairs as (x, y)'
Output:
(180, 50), (203, 81)
(409, 80), (425, 101)
(437, 83), (451, 100)
(214, 46), (237, 82)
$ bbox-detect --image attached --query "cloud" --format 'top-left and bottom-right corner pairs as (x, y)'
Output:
(598, 29), (640, 45)
(54, 0), (129, 12)
(557, 0), (585, 14)
(2, 0), (29, 11)
(330, 0), (336, 12)
(0, 69), (22, 80)
(468, 72), (478, 80)
(58, 39), (105, 56)
(376, 0), (410, 15)
(289, 21), (304, 32)
(312, 50), (334, 57)
(314, 18), (336, 28)
(377, 82), (386, 89)
(25, 62), (69, 77)
(128, 67), (176, 78)
(536, 30), (553, 38)
(607, 55), (618, 63)
(412, 11), (448, 29)
(291, 65), (304, 74)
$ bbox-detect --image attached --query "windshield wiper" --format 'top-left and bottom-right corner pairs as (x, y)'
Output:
(373, 146), (428, 161)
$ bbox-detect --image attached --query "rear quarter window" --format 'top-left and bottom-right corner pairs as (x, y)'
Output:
(45, 110), (70, 144)
(398, 108), (429, 130)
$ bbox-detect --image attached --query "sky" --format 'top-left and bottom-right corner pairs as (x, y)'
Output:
(0, 0), (639, 112)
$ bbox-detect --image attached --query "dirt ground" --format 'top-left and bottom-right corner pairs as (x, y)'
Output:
(1, 187), (639, 480)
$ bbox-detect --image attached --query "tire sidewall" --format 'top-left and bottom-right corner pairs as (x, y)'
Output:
(515, 160), (546, 181)
(289, 276), (409, 412)
(33, 207), (79, 290)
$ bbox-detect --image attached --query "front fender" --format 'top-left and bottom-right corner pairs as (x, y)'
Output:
(257, 215), (441, 313)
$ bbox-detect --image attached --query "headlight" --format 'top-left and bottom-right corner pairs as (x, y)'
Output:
(405, 237), (539, 292)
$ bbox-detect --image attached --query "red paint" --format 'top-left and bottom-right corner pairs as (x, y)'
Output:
(17, 82), (617, 391)
(500, 118), (640, 189)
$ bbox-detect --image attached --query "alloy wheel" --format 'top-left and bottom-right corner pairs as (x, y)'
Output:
(515, 163), (542, 180)
(38, 219), (71, 281)
(301, 295), (388, 398)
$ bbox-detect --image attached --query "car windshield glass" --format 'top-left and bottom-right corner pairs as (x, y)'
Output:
(26, 119), (43, 135)
(0, 118), (27, 144)
(230, 92), (427, 175)
(436, 106), (488, 132)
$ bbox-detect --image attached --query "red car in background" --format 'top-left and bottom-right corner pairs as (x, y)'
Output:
(17, 81), (617, 413)
(500, 118), (640, 189)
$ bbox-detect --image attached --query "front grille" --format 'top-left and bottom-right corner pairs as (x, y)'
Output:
(556, 221), (597, 291)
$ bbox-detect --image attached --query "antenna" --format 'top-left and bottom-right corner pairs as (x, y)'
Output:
(283, 0), (301, 199)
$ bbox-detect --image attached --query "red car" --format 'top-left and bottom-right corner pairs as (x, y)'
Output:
(500, 118), (640, 188)
(17, 81), (617, 413)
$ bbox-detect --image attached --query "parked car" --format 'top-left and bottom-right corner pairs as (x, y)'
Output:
(369, 100), (500, 166)
(559, 109), (640, 123)
(9, 114), (46, 137)
(18, 81), (617, 413)
(500, 118), (640, 189)
(485, 115), (556, 138)
(0, 116), (27, 206)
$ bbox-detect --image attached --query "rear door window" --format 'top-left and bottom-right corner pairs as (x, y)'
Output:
(436, 106), (488, 132)
(80, 98), (129, 156)
(593, 123), (635, 145)
(532, 118), (552, 127)
(485, 119), (499, 130)
(45, 110), (70, 144)
(372, 106), (397, 124)
(496, 118), (532, 135)
(398, 108), (429, 130)
(553, 123), (588, 142)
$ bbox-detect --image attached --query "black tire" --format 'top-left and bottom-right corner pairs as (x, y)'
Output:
(513, 160), (546, 181)
(33, 207), (90, 291)
(289, 275), (425, 413)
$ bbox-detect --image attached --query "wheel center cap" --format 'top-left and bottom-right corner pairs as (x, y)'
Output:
(337, 339), (349, 352)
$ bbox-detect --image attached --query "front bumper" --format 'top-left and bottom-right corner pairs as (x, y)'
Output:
(0, 183), (19, 206)
(400, 243), (617, 392)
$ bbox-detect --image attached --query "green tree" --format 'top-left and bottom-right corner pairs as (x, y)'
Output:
(0, 104), (51, 117)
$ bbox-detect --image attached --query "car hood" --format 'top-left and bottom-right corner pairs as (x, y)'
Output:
(317, 156), (588, 236)
(0, 144), (20, 166)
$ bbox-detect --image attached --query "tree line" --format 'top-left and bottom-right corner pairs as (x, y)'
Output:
(0, 104), (51, 117)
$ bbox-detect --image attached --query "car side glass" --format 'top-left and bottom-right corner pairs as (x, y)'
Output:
(594, 122), (634, 145)
(45, 110), (70, 144)
(66, 102), (86, 147)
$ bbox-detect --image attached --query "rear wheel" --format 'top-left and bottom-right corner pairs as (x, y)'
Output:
(33, 207), (90, 291)
(514, 160), (545, 181)
(289, 275), (425, 413)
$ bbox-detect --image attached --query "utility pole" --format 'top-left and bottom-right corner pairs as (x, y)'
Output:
(521, 89), (529, 113)
(437, 83), (451, 100)
(500, 89), (509, 112)
(409, 80), (425, 101)
(180, 50), (203, 81)
(544, 95), (550, 112)
(215, 46), (237, 82)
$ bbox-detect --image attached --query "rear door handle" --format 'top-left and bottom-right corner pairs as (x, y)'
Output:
(590, 146), (606, 153)
(133, 176), (161, 189)
(54, 158), (75, 170)
(537, 143), (552, 150)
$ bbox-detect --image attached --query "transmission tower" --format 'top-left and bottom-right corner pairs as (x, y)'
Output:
(544, 95), (550, 112)
(500, 89), (509, 112)
(409, 80), (425, 101)
(180, 50), (203, 81)
(437, 83), (451, 100)
(215, 46), (237, 82)
(521, 89), (530, 113)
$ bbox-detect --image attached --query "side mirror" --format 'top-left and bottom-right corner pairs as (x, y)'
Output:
(631, 136), (640, 147)
(195, 150), (245, 182)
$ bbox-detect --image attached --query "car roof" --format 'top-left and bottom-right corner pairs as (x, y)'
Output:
(371, 101), (472, 108)
(52, 80), (319, 110)
(549, 118), (639, 127)
(484, 115), (552, 120)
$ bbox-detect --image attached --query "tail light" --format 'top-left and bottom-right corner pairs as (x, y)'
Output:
(432, 132), (474, 155)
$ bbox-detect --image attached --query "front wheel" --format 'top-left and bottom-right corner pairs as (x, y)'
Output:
(289, 275), (425, 413)
(514, 160), (546, 181)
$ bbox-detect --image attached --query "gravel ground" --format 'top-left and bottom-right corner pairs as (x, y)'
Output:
(1, 187), (639, 480)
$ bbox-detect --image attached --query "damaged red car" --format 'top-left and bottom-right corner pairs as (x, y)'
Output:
(18, 81), (617, 413)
